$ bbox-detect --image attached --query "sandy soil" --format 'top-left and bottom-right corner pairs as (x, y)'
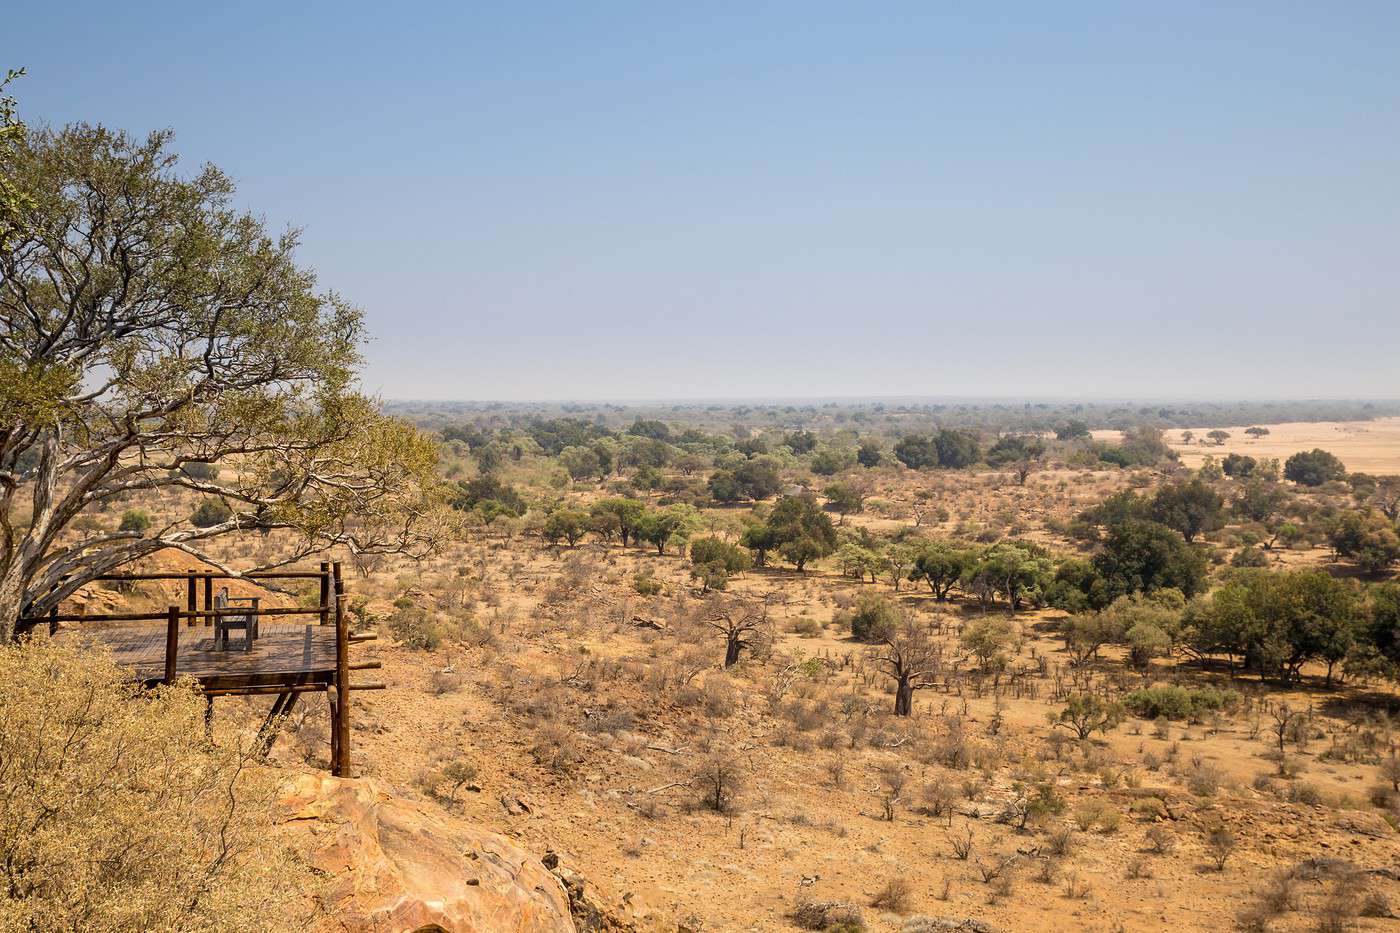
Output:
(1099, 417), (1400, 475)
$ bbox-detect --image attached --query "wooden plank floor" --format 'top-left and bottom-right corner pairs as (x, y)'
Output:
(72, 621), (337, 689)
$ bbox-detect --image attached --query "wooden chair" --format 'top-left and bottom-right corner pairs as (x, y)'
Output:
(213, 587), (260, 651)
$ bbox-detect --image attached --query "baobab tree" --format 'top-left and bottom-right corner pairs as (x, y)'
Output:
(870, 616), (943, 715)
(705, 595), (773, 667)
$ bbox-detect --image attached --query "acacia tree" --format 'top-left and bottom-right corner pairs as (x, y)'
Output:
(870, 617), (943, 715)
(0, 68), (30, 250)
(0, 125), (452, 637)
(705, 595), (773, 666)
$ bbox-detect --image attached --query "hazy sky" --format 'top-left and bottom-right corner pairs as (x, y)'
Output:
(7, 3), (1399, 400)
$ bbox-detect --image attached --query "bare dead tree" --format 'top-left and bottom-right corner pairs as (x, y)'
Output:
(705, 595), (773, 667)
(870, 617), (944, 716)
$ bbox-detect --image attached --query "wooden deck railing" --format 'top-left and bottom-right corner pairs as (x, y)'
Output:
(16, 561), (374, 776)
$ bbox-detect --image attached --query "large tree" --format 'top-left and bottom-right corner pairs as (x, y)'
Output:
(1150, 477), (1224, 542)
(871, 617), (943, 715)
(0, 125), (450, 637)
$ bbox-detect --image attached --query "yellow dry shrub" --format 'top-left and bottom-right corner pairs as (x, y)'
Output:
(0, 640), (311, 932)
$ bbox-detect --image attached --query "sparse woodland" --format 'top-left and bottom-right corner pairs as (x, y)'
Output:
(5, 81), (1400, 933)
(331, 408), (1400, 933)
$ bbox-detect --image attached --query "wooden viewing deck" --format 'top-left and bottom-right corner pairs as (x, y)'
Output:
(17, 561), (377, 776)
(81, 621), (339, 690)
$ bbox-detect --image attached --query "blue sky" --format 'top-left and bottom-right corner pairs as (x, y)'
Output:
(7, 3), (1399, 400)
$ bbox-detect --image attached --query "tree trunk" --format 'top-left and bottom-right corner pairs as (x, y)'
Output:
(0, 574), (25, 642)
(894, 678), (913, 716)
(724, 636), (742, 667)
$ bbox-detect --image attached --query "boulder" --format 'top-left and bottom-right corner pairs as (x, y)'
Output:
(280, 773), (575, 933)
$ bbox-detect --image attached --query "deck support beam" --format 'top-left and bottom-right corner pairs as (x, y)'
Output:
(164, 605), (179, 683)
(332, 562), (351, 777)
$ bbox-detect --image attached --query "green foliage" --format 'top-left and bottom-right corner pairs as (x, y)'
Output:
(689, 537), (751, 573)
(1230, 478), (1287, 523)
(843, 592), (901, 643)
(0, 68), (30, 250)
(783, 430), (818, 454)
(1230, 545), (1270, 568)
(823, 481), (865, 516)
(1328, 510), (1400, 574)
(739, 519), (783, 567)
(762, 495), (837, 571)
(1357, 584), (1400, 679)
(856, 439), (883, 468)
(632, 568), (663, 596)
(985, 434), (1045, 467)
(590, 497), (646, 546)
(1075, 490), (1152, 534)
(908, 541), (975, 600)
(963, 540), (1055, 613)
(1123, 685), (1240, 721)
(1150, 478), (1224, 542)
(527, 417), (611, 456)
(118, 509), (151, 534)
(1284, 448), (1346, 487)
(1056, 693), (1125, 739)
(542, 508), (590, 547)
(1221, 453), (1256, 477)
(636, 504), (700, 555)
(708, 458), (782, 502)
(961, 617), (1013, 671)
(835, 542), (885, 582)
(1091, 520), (1209, 603)
(558, 445), (604, 481)
(1, 122), (452, 633)
(450, 474), (526, 516)
(1056, 420), (1091, 441)
(892, 434), (938, 470)
(933, 428), (981, 469)
(189, 498), (233, 528)
(1183, 569), (1359, 683)
(386, 604), (474, 651)
(810, 446), (854, 476)
(627, 417), (671, 442)
(1095, 426), (1173, 468)
(1044, 558), (1107, 612)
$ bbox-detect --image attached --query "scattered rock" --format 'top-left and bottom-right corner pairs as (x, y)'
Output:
(901, 919), (1000, 933)
(1332, 811), (1393, 838)
(502, 793), (535, 815)
(545, 853), (639, 932)
(794, 900), (863, 930)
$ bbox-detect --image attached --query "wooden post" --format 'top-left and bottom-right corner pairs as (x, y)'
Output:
(186, 573), (198, 626)
(333, 564), (350, 777)
(48, 606), (58, 637)
(319, 562), (331, 625)
(164, 605), (180, 683)
(203, 573), (214, 627)
(328, 693), (339, 769)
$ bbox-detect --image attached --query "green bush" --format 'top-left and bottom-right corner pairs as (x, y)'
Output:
(1123, 685), (1239, 721)
(841, 592), (900, 643)
(633, 569), (662, 596)
(118, 509), (152, 534)
(189, 498), (232, 528)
